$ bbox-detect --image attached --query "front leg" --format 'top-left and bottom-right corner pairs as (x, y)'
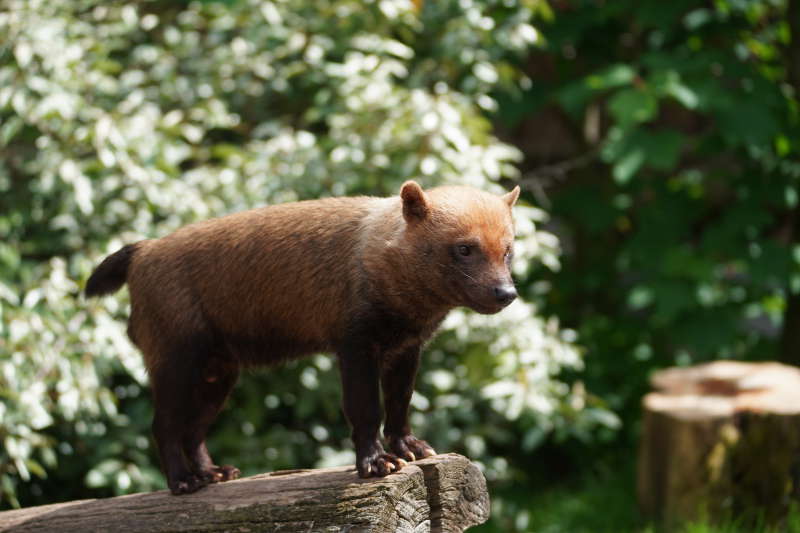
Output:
(382, 347), (436, 462)
(338, 346), (406, 477)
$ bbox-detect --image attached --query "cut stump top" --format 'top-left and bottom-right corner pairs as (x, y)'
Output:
(644, 360), (800, 419)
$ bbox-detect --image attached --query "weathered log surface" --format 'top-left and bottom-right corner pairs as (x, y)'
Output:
(638, 361), (800, 527)
(0, 453), (489, 533)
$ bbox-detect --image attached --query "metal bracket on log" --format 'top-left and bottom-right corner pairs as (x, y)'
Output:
(0, 453), (489, 533)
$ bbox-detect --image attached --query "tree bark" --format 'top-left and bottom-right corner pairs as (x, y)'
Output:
(638, 361), (800, 529)
(0, 453), (489, 533)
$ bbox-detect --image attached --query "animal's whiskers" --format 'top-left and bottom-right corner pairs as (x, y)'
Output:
(437, 261), (478, 283)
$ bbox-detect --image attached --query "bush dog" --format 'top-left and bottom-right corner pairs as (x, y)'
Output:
(86, 181), (520, 494)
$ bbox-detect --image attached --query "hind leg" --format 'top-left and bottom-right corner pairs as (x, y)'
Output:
(152, 395), (204, 494)
(182, 361), (240, 484)
(149, 342), (229, 495)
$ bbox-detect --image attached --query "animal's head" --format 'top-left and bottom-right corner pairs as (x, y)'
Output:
(400, 180), (520, 315)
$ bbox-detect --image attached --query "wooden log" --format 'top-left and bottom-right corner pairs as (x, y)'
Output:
(637, 361), (800, 528)
(0, 453), (489, 533)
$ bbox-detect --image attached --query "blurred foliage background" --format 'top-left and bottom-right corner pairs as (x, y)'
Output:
(1, 0), (799, 531)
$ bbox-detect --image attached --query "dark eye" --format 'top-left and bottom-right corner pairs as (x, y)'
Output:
(458, 245), (471, 256)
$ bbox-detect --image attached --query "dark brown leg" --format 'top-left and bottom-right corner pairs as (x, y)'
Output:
(337, 345), (405, 478)
(382, 347), (436, 461)
(150, 340), (233, 495)
(152, 386), (205, 495)
(182, 362), (240, 483)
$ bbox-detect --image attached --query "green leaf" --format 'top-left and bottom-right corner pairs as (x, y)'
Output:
(557, 81), (594, 118)
(603, 127), (684, 183)
(1, 475), (19, 508)
(642, 130), (684, 171)
(585, 64), (636, 90)
(650, 69), (700, 110)
(613, 147), (645, 184)
(0, 116), (23, 146)
(683, 8), (713, 30)
(25, 459), (46, 479)
(776, 135), (791, 157)
(715, 100), (779, 148)
(558, 64), (638, 118)
(666, 82), (699, 110)
(608, 88), (658, 126)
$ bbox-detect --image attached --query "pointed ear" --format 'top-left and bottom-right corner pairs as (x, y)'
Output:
(502, 185), (520, 208)
(400, 180), (429, 222)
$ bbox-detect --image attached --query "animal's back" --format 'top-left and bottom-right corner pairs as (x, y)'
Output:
(127, 196), (384, 363)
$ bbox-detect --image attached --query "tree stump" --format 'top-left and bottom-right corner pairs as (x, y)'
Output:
(0, 453), (489, 533)
(637, 361), (800, 528)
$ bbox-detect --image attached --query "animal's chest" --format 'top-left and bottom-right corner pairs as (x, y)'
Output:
(343, 305), (446, 356)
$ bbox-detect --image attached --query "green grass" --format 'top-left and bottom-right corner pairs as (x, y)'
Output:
(473, 462), (800, 533)
(678, 510), (800, 533)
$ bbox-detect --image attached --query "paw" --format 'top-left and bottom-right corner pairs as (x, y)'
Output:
(169, 473), (209, 495)
(211, 464), (240, 482)
(198, 464), (241, 483)
(387, 434), (436, 462)
(356, 449), (407, 478)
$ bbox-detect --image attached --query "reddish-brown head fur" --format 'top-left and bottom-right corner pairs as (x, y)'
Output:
(395, 181), (520, 315)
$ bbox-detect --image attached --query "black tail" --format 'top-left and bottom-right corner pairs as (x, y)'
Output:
(85, 243), (138, 297)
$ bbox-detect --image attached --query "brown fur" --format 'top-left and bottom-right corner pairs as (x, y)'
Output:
(86, 181), (520, 494)
(127, 197), (372, 372)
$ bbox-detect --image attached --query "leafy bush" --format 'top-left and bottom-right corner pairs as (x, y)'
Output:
(519, 0), (800, 437)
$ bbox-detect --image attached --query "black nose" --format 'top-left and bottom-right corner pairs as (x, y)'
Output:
(494, 285), (517, 305)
